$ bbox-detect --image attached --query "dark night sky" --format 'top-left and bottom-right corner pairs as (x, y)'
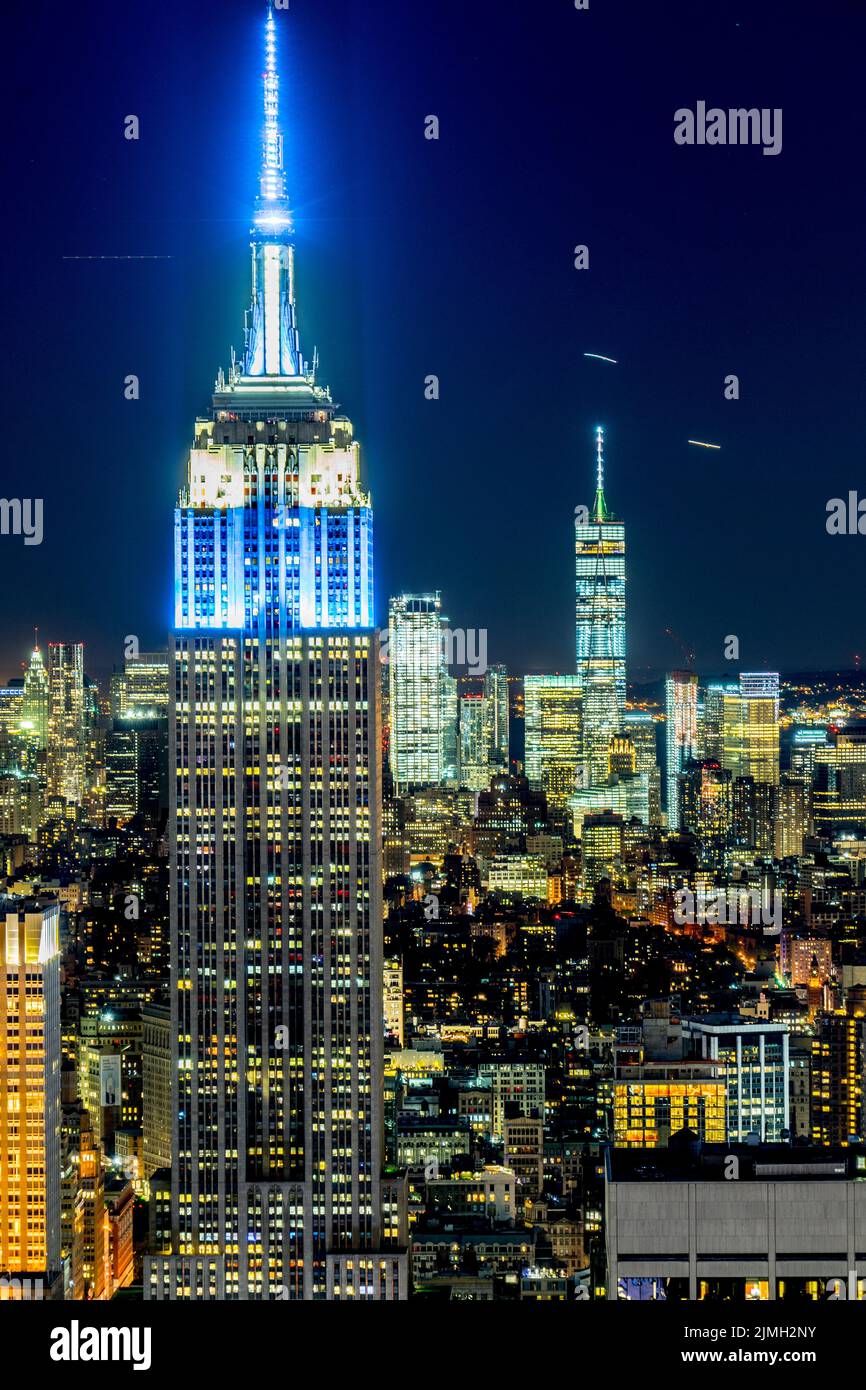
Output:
(2, 0), (865, 684)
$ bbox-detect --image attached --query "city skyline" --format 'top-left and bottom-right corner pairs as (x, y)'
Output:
(4, 0), (866, 680)
(6, 0), (866, 1331)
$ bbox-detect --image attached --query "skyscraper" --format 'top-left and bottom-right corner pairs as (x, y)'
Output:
(701, 682), (736, 764)
(46, 642), (86, 808)
(484, 663), (509, 770)
(103, 724), (137, 823)
(0, 772), (41, 838)
(680, 758), (732, 872)
(146, 10), (405, 1300)
(0, 897), (61, 1300)
(439, 670), (459, 784)
(104, 718), (166, 827)
(523, 674), (583, 809)
(775, 773), (808, 859)
(388, 593), (449, 792)
(664, 670), (698, 830)
(811, 1009), (865, 1147)
(738, 672), (781, 786)
(121, 651), (170, 718)
(141, 1001), (172, 1181)
(812, 726), (866, 834)
(581, 810), (624, 896)
(622, 710), (662, 825)
(459, 692), (489, 791)
(790, 726), (829, 785)
(575, 426), (626, 785)
(22, 640), (49, 750)
(720, 673), (780, 788)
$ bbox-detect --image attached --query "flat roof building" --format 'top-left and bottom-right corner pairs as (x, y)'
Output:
(606, 1142), (866, 1301)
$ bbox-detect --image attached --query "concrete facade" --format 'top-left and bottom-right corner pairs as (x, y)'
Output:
(606, 1145), (866, 1299)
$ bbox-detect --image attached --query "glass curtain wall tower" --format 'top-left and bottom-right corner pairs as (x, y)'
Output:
(46, 642), (86, 808)
(575, 427), (626, 785)
(484, 664), (509, 771)
(665, 670), (699, 830)
(524, 675), (583, 810)
(146, 9), (406, 1301)
(387, 594), (449, 792)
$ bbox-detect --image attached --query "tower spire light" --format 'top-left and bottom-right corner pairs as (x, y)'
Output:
(593, 424), (608, 522)
(243, 3), (303, 377)
(260, 4), (286, 207)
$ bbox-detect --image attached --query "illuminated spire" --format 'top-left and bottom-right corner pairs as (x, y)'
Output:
(255, 5), (291, 228)
(593, 424), (608, 522)
(243, 4), (303, 378)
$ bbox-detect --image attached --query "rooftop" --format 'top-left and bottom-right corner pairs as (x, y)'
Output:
(608, 1142), (866, 1184)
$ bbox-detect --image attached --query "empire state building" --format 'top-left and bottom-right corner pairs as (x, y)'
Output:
(146, 7), (407, 1301)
